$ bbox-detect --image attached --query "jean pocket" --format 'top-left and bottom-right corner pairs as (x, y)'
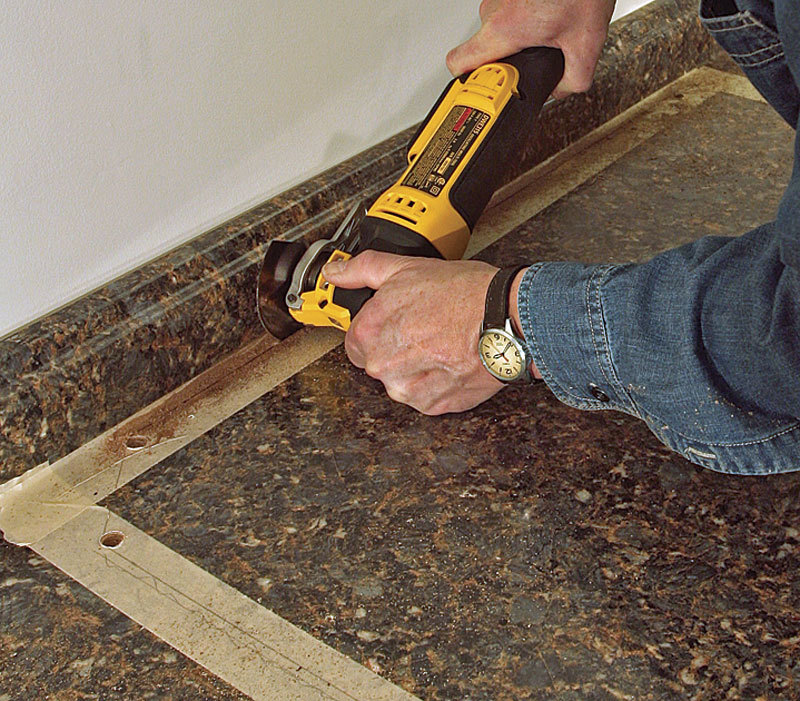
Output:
(699, 0), (783, 67)
(699, 0), (798, 125)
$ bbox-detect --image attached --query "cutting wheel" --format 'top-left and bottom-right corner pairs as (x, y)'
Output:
(256, 240), (306, 339)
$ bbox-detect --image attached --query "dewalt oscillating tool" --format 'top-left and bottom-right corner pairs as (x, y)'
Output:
(257, 47), (564, 339)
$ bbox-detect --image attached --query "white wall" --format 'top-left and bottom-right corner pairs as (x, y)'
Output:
(0, 1), (647, 338)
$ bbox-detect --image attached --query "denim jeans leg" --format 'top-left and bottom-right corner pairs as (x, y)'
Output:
(699, 0), (800, 125)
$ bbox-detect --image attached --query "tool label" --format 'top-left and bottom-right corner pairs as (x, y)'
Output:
(403, 106), (490, 196)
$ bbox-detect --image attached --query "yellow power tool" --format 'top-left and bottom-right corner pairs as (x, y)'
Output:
(257, 47), (564, 339)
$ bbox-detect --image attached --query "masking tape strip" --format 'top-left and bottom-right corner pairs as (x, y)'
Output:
(0, 326), (342, 546)
(1, 67), (762, 701)
(33, 506), (419, 701)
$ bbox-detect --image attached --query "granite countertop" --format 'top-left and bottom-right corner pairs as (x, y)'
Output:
(3, 53), (799, 701)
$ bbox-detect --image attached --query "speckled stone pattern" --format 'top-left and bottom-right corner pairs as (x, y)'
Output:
(0, 541), (249, 700)
(499, 91), (791, 266)
(90, 93), (800, 700)
(0, 0), (717, 484)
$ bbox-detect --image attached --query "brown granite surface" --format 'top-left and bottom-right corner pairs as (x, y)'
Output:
(0, 540), (249, 700)
(0, 0), (717, 483)
(498, 91), (790, 267)
(79, 91), (798, 701)
(3, 8), (792, 701)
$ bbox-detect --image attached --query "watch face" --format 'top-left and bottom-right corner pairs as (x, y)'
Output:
(478, 329), (525, 381)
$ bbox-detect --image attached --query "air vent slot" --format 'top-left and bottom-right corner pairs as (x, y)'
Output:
(462, 84), (496, 101)
(377, 208), (417, 225)
(378, 191), (428, 224)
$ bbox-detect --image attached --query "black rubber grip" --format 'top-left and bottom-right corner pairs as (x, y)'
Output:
(332, 287), (374, 317)
(331, 215), (443, 319)
(450, 47), (564, 230)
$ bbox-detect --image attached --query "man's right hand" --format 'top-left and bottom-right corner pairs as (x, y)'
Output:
(446, 0), (616, 98)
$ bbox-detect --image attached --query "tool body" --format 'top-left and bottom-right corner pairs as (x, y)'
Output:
(257, 47), (564, 339)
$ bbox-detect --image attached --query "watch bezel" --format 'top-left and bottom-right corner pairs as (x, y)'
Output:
(478, 325), (528, 382)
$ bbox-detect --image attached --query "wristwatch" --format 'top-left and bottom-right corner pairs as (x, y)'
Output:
(478, 266), (532, 383)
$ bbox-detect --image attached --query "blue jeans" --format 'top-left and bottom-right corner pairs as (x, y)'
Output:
(701, 0), (800, 125)
(517, 0), (800, 474)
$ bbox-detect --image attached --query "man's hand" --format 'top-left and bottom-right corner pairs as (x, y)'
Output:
(322, 251), (504, 415)
(446, 0), (615, 98)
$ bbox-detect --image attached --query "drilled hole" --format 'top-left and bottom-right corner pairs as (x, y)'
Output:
(125, 435), (149, 450)
(100, 531), (125, 549)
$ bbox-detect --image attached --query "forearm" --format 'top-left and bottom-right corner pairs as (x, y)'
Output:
(514, 224), (800, 474)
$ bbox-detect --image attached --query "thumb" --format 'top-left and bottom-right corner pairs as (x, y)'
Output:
(322, 250), (408, 290)
(446, 26), (515, 76)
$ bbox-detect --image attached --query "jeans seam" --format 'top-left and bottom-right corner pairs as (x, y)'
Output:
(701, 9), (776, 35)
(521, 265), (580, 402)
(729, 43), (782, 59)
(591, 266), (639, 415)
(706, 422), (800, 448)
(596, 266), (631, 397)
(586, 268), (613, 390)
(522, 264), (618, 409)
(704, 19), (757, 32)
(740, 50), (785, 68)
(642, 407), (800, 448)
(522, 265), (573, 400)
